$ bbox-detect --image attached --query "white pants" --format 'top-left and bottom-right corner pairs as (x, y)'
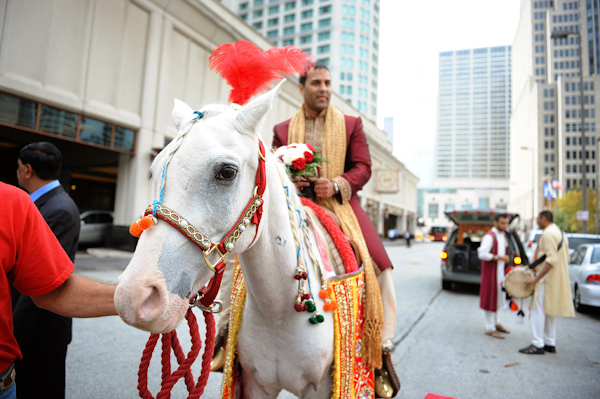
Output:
(216, 261), (398, 347)
(484, 261), (505, 332)
(531, 283), (556, 348)
(484, 282), (503, 332)
(378, 267), (397, 348)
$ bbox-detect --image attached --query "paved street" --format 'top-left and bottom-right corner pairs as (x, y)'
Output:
(66, 242), (600, 399)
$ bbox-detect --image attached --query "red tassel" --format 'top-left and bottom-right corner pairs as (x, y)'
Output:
(510, 301), (519, 311)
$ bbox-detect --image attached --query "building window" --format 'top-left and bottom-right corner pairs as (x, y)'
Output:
(317, 45), (330, 54)
(302, 0), (314, 5)
(319, 18), (331, 27)
(284, 14), (295, 23)
(478, 197), (490, 209)
(283, 39), (294, 46)
(252, 22), (263, 29)
(268, 18), (278, 26)
(318, 31), (331, 40)
(300, 35), (312, 44)
(320, 5), (332, 14)
(428, 203), (439, 218)
(254, 0), (264, 5)
(239, 2), (249, 10)
(301, 22), (312, 31)
(267, 30), (278, 39)
(269, 5), (279, 14)
(301, 10), (313, 18)
(285, 2), (295, 10)
(253, 10), (263, 18)
(283, 26), (295, 35)
(444, 203), (455, 212)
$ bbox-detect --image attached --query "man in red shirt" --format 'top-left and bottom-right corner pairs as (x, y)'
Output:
(1, 182), (117, 399)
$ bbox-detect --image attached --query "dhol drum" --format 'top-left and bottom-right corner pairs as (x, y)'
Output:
(504, 266), (535, 299)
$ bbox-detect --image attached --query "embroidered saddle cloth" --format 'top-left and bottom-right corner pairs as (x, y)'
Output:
(220, 261), (375, 399)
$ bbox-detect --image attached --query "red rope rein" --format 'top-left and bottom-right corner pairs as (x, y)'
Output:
(138, 309), (216, 399)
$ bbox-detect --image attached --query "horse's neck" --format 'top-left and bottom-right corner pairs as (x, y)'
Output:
(238, 159), (306, 320)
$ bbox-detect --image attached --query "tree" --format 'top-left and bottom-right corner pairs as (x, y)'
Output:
(553, 190), (599, 233)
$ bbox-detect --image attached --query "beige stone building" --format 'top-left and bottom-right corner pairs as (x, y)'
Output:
(0, 0), (417, 236)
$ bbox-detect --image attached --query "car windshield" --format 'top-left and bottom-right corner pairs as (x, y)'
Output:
(533, 233), (541, 243)
(431, 227), (447, 233)
(569, 237), (600, 249)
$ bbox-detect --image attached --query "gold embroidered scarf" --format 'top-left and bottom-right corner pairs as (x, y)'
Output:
(288, 103), (383, 369)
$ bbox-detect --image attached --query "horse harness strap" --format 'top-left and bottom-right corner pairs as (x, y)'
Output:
(144, 138), (267, 310)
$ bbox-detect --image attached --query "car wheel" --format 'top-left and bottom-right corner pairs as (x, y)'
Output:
(442, 279), (452, 291)
(574, 286), (587, 313)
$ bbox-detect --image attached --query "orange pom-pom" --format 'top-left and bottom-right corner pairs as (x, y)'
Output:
(319, 289), (329, 300)
(129, 221), (143, 237)
(328, 301), (338, 311)
(138, 216), (153, 230)
(510, 301), (519, 311)
(323, 302), (332, 311)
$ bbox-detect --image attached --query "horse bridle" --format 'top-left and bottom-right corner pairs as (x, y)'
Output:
(144, 138), (267, 311)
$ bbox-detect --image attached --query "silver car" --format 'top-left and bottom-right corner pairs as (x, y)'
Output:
(568, 243), (600, 312)
(79, 210), (114, 247)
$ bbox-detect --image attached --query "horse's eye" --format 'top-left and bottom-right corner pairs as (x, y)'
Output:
(217, 166), (237, 181)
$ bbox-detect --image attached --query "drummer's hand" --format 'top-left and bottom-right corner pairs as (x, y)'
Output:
(498, 255), (510, 263)
(525, 276), (539, 285)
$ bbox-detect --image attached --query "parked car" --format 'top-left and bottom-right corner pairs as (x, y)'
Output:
(565, 233), (600, 255)
(568, 243), (600, 312)
(79, 210), (114, 247)
(441, 209), (529, 290)
(524, 229), (543, 263)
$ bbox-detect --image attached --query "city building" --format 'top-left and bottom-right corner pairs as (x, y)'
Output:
(219, 0), (380, 122)
(510, 0), (600, 230)
(424, 45), (512, 233)
(0, 0), (416, 238)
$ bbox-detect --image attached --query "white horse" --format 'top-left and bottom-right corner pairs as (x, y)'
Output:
(114, 82), (338, 398)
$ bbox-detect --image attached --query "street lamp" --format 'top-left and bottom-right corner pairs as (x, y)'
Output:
(551, 29), (587, 233)
(521, 146), (535, 230)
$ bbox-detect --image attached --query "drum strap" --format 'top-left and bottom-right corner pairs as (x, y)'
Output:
(528, 231), (564, 269)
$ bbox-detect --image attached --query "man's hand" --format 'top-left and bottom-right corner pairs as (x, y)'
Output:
(524, 276), (539, 285)
(292, 176), (311, 192)
(498, 255), (510, 263)
(311, 177), (336, 199)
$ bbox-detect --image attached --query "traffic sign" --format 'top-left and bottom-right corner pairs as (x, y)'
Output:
(577, 211), (589, 221)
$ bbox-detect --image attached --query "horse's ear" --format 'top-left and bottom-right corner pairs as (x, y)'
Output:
(235, 79), (285, 134)
(172, 99), (195, 130)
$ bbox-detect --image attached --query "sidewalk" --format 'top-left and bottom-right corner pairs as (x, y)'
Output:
(74, 248), (133, 271)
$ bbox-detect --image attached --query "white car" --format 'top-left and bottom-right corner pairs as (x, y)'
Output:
(568, 243), (600, 312)
(79, 210), (114, 247)
(524, 229), (543, 263)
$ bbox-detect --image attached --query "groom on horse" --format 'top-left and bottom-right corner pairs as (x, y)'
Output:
(271, 62), (400, 399)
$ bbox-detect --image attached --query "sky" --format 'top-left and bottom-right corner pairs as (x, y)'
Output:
(377, 0), (521, 187)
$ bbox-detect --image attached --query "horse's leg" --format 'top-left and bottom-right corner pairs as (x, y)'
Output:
(239, 368), (282, 399)
(298, 365), (333, 399)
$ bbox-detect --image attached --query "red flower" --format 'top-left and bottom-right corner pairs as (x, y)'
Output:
(291, 158), (306, 170)
(306, 143), (316, 152)
(304, 151), (314, 163)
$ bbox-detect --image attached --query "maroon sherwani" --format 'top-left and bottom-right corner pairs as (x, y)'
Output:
(273, 115), (393, 272)
(480, 231), (500, 311)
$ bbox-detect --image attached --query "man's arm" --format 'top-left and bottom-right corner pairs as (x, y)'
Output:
(31, 275), (117, 318)
(477, 234), (494, 261)
(526, 262), (553, 285)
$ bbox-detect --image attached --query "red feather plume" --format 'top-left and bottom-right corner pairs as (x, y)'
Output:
(209, 40), (313, 105)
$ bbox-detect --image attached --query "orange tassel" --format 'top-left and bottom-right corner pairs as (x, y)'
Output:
(510, 301), (519, 311)
(328, 300), (338, 310)
(138, 216), (153, 230)
(129, 221), (142, 237)
(319, 289), (329, 300)
(323, 302), (332, 311)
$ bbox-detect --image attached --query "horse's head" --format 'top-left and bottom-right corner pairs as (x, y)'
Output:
(114, 81), (283, 333)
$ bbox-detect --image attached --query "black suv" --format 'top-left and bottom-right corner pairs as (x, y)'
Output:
(440, 209), (530, 290)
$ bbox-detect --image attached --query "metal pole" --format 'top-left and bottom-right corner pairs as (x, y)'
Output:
(532, 151), (535, 230)
(578, 32), (587, 233)
(597, 140), (600, 234)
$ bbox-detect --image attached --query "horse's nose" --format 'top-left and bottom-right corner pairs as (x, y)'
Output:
(138, 283), (167, 321)
(114, 268), (171, 330)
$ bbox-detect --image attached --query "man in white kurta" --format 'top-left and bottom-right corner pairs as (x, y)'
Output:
(477, 215), (511, 338)
(519, 211), (574, 354)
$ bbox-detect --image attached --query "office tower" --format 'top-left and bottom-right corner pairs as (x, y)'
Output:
(510, 0), (600, 229)
(220, 0), (381, 121)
